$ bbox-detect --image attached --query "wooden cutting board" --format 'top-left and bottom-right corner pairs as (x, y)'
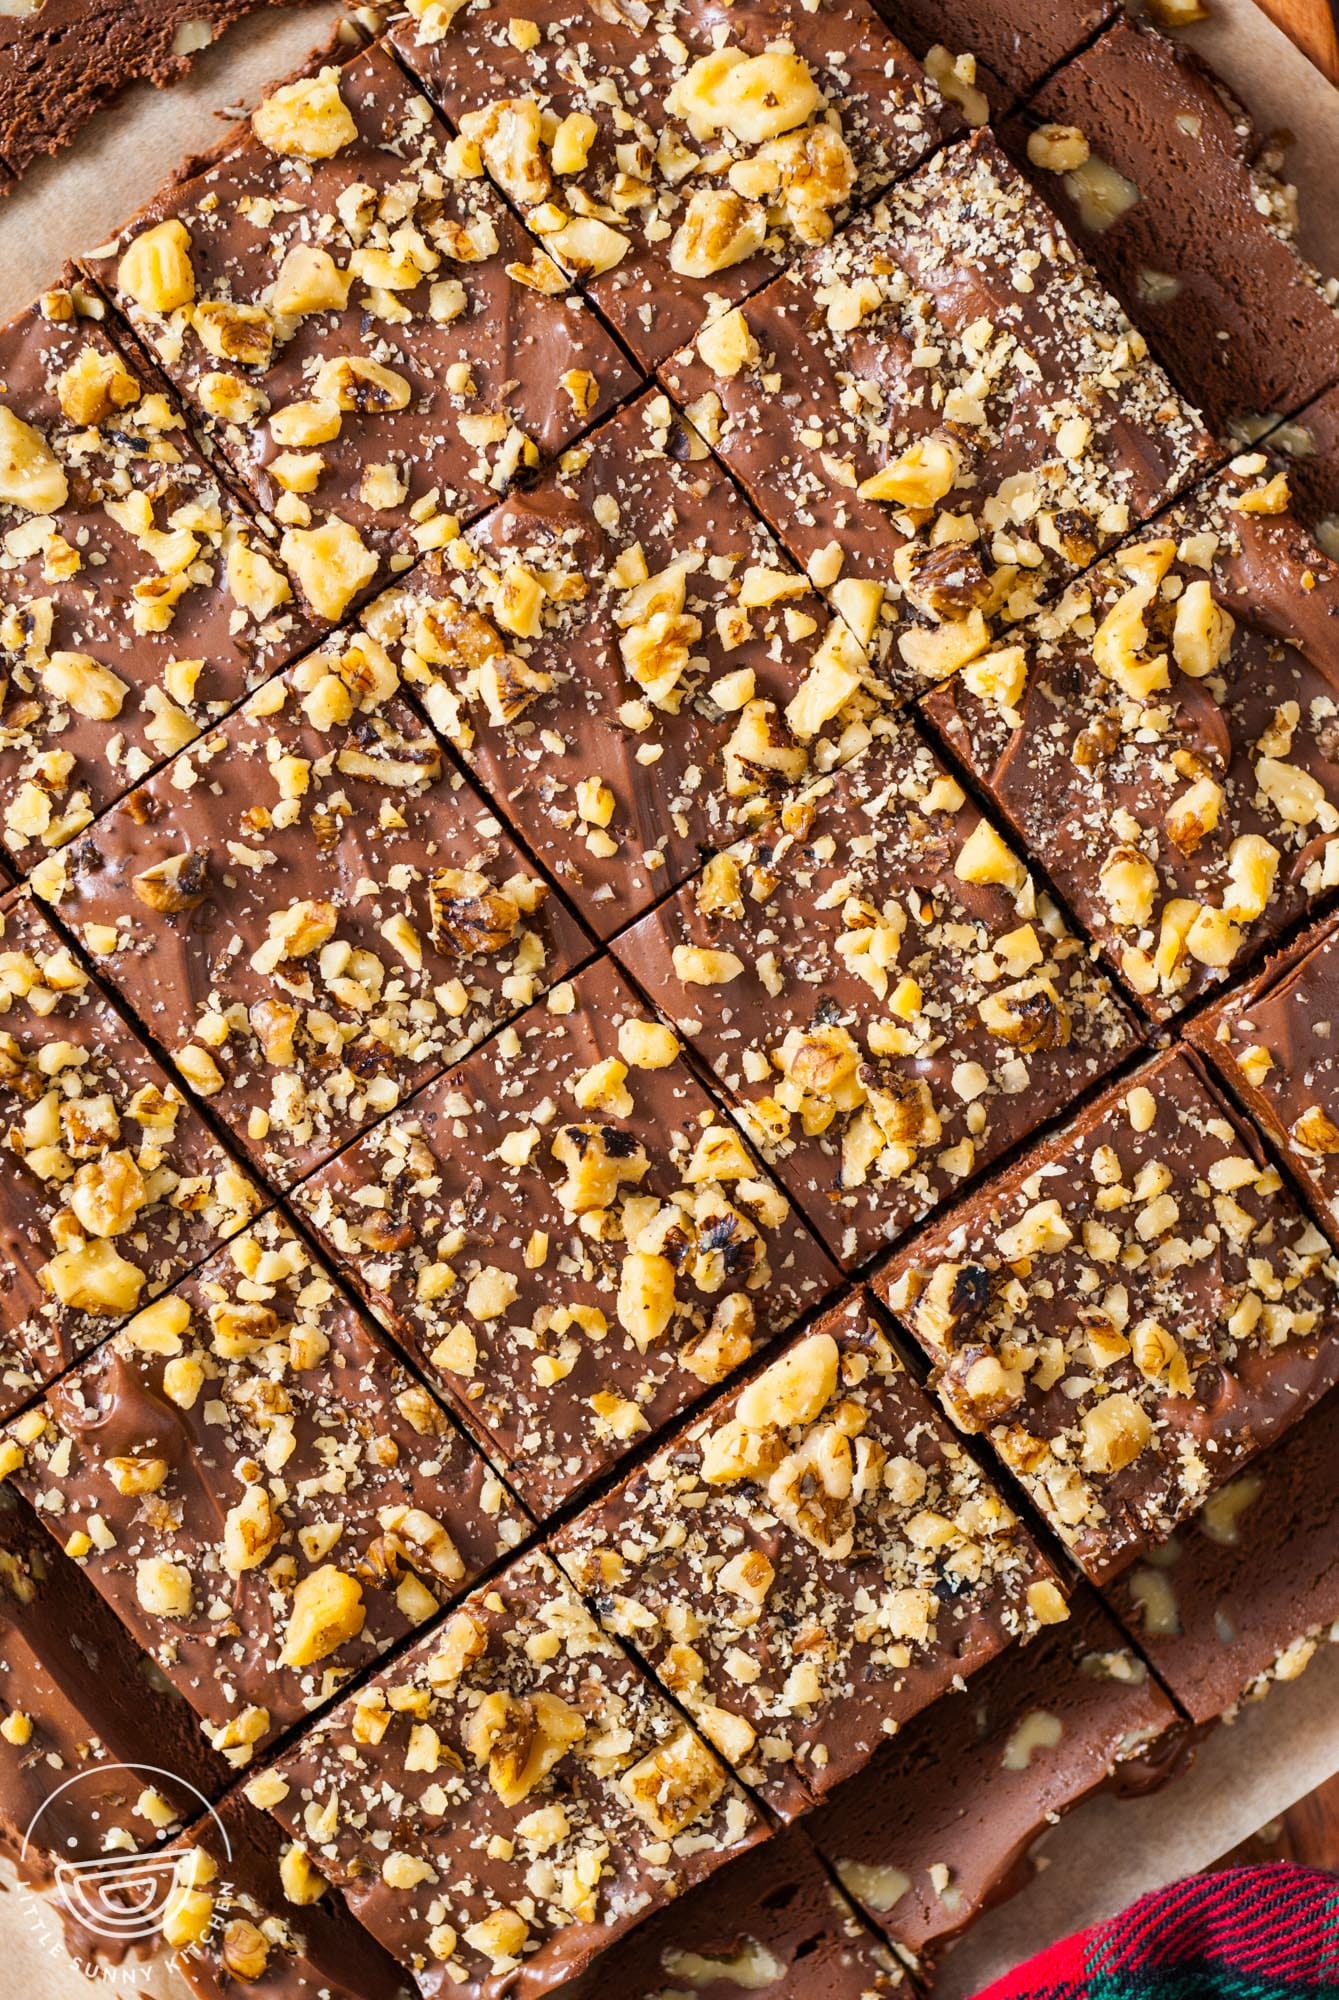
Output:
(1251, 0), (1339, 81)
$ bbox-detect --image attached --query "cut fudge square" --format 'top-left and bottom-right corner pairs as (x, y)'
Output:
(6, 1210), (526, 1770)
(1004, 21), (1339, 438)
(360, 388), (894, 939)
(89, 46), (637, 620)
(612, 721), (1141, 1272)
(1187, 913), (1339, 1248)
(871, 0), (1115, 104)
(553, 1290), (1068, 1822)
(31, 660), (586, 1189)
(0, 1484), (229, 1887)
(539, 1824), (906, 1999)
(923, 456), (1339, 1021)
(1268, 384), (1339, 556)
(389, 0), (953, 371)
(257, 1547), (764, 1998)
(660, 128), (1214, 703)
(877, 1048), (1339, 1584)
(806, 1588), (1179, 1968)
(1105, 1387), (1339, 1725)
(294, 955), (838, 1519)
(0, 888), (261, 1419)
(0, 286), (315, 876)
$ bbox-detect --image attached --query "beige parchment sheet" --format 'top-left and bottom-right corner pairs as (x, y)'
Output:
(1, 0), (1338, 1992)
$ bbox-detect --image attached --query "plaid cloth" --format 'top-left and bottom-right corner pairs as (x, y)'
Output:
(977, 1865), (1339, 1999)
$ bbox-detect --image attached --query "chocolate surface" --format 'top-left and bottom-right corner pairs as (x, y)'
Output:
(660, 128), (1214, 702)
(871, 0), (1114, 101)
(878, 1048), (1339, 1583)
(88, 44), (637, 617)
(612, 721), (1140, 1271)
(1267, 385), (1339, 557)
(0, 888), (261, 1417)
(295, 954), (838, 1518)
(261, 1546), (764, 2000)
(10, 1209), (525, 1765)
(554, 1290), (1067, 1821)
(807, 1590), (1179, 1964)
(33, 661), (586, 1188)
(389, 0), (952, 370)
(923, 457), (1339, 1021)
(0, 288), (314, 873)
(362, 389), (894, 939)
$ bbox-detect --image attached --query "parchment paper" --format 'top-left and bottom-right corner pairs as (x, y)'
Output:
(0, 0), (1338, 1992)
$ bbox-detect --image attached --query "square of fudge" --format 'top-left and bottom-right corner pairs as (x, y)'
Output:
(0, 1485), (229, 1887)
(923, 456), (1339, 1021)
(806, 1588), (1179, 1967)
(0, 888), (261, 1417)
(6, 1210), (527, 1769)
(89, 46), (637, 621)
(1187, 913), (1339, 1246)
(873, 0), (1114, 104)
(1106, 1388), (1339, 1726)
(389, 0), (953, 371)
(31, 660), (587, 1188)
(1004, 22), (1339, 437)
(659, 128), (1214, 702)
(294, 955), (838, 1518)
(878, 1048), (1339, 1584)
(360, 389), (894, 938)
(0, 286), (315, 876)
(553, 1290), (1067, 1821)
(612, 721), (1141, 1271)
(257, 1547), (764, 1998)
(1268, 385), (1339, 551)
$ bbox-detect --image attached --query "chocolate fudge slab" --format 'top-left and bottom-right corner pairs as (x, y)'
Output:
(872, 0), (1114, 104)
(258, 1546), (764, 2000)
(1267, 385), (1339, 557)
(1105, 1388), (1339, 1726)
(612, 722), (1142, 1272)
(7, 1210), (525, 1769)
(31, 662), (586, 1190)
(878, 1048), (1339, 1584)
(362, 389), (893, 939)
(0, 1485), (228, 1888)
(162, 1792), (413, 2000)
(806, 1590), (1179, 1966)
(0, 286), (315, 875)
(544, 1825), (905, 1998)
(0, 888), (261, 1419)
(388, 0), (953, 372)
(553, 1290), (1068, 1822)
(89, 45), (637, 618)
(1187, 914), (1339, 1247)
(1004, 21), (1339, 438)
(923, 456), (1339, 1022)
(659, 129), (1214, 703)
(294, 955), (838, 1519)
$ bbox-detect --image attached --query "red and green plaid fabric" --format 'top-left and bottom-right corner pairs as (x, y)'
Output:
(978, 1865), (1339, 1999)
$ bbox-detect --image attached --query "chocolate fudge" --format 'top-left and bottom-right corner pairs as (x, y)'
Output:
(1005, 21), (1339, 437)
(31, 660), (586, 1189)
(0, 1485), (227, 1888)
(1106, 1387), (1339, 1725)
(388, 0), (953, 371)
(89, 45), (637, 617)
(0, 887), (260, 1419)
(873, 0), (1115, 104)
(879, 1049), (1339, 1583)
(807, 1590), (1180, 1966)
(161, 1792), (413, 2000)
(294, 955), (838, 1518)
(360, 389), (897, 939)
(1267, 385), (1339, 558)
(0, 286), (313, 874)
(1188, 913), (1339, 1246)
(6, 1210), (526, 1769)
(554, 1290), (1068, 1822)
(545, 1825), (905, 1999)
(256, 1546), (764, 1999)
(612, 723), (1141, 1271)
(923, 457), (1339, 1021)
(660, 128), (1214, 702)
